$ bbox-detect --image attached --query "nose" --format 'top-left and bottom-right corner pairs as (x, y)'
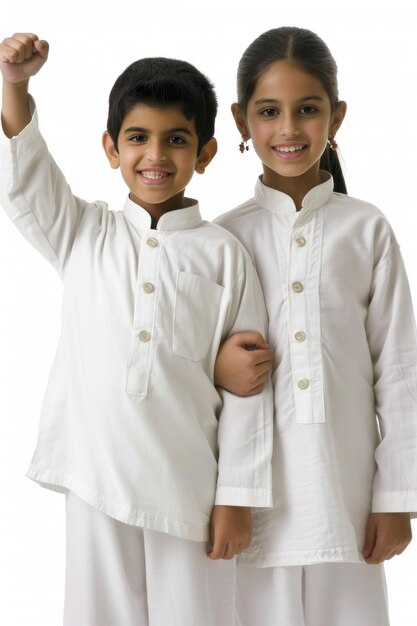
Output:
(279, 114), (300, 137)
(145, 139), (167, 162)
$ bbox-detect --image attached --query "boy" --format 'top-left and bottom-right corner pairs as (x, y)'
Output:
(0, 33), (273, 625)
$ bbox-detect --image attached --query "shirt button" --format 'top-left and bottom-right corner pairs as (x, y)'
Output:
(143, 282), (155, 293)
(295, 236), (307, 247)
(147, 237), (159, 248)
(297, 378), (310, 390)
(291, 281), (304, 293)
(138, 330), (151, 342)
(295, 330), (307, 342)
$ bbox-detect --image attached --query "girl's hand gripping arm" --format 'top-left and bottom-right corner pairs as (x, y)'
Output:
(214, 331), (273, 396)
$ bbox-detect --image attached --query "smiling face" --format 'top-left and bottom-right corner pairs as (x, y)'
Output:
(234, 60), (345, 198)
(103, 103), (216, 218)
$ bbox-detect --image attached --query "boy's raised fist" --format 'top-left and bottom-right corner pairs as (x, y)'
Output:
(0, 33), (48, 84)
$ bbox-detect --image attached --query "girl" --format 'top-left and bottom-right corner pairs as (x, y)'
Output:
(214, 26), (417, 626)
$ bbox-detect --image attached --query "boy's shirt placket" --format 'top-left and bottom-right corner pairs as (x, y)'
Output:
(125, 229), (165, 397)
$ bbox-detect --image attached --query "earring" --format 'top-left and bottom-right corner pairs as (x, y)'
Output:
(239, 140), (249, 153)
(327, 133), (338, 151)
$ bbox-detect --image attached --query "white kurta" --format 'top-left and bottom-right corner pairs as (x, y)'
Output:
(0, 105), (273, 541)
(215, 175), (417, 566)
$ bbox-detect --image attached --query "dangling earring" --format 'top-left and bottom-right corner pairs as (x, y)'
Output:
(239, 139), (249, 153)
(327, 133), (338, 151)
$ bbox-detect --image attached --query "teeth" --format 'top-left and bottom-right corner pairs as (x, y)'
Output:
(277, 145), (304, 153)
(141, 171), (170, 179)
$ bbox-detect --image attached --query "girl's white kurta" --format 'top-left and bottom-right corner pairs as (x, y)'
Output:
(216, 175), (417, 566)
(0, 104), (273, 541)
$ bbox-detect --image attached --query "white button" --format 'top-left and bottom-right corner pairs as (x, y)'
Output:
(295, 236), (307, 247)
(295, 330), (307, 342)
(143, 282), (155, 293)
(147, 237), (159, 248)
(138, 330), (151, 342)
(297, 378), (310, 390)
(292, 281), (304, 293)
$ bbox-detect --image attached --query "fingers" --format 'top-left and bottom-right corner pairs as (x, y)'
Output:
(363, 513), (413, 564)
(362, 514), (377, 560)
(214, 331), (273, 395)
(208, 540), (232, 560)
(367, 537), (412, 564)
(241, 349), (273, 391)
(229, 331), (269, 351)
(33, 39), (49, 59)
(208, 539), (246, 560)
(0, 33), (39, 63)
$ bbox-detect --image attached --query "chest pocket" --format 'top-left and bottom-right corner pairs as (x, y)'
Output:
(173, 271), (225, 361)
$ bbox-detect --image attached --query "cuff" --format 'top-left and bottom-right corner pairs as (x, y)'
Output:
(215, 486), (272, 508)
(372, 490), (417, 518)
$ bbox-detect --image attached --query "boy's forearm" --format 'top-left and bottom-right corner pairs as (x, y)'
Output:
(1, 79), (31, 137)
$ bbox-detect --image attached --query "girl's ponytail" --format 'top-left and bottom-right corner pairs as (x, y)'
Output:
(320, 146), (347, 194)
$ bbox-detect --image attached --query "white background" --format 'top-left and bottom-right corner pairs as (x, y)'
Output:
(0, 0), (416, 623)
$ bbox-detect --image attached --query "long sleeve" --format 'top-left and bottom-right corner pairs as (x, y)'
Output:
(0, 98), (89, 276)
(366, 234), (417, 516)
(215, 256), (274, 508)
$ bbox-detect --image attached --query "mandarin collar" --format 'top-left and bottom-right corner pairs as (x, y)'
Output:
(254, 171), (334, 216)
(123, 196), (203, 232)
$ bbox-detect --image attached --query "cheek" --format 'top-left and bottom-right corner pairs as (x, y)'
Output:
(309, 118), (331, 140)
(118, 153), (136, 172)
(176, 155), (198, 178)
(249, 121), (273, 147)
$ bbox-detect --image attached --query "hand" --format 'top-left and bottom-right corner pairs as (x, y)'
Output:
(208, 505), (252, 560)
(362, 512), (412, 564)
(214, 331), (273, 396)
(0, 33), (49, 84)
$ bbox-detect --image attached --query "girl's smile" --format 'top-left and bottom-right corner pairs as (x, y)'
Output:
(272, 142), (308, 160)
(233, 60), (346, 207)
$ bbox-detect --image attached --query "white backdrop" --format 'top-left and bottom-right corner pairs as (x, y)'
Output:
(0, 0), (416, 623)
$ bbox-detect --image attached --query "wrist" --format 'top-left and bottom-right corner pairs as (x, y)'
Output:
(1, 80), (31, 138)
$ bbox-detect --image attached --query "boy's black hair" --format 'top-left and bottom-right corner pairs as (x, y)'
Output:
(107, 57), (217, 155)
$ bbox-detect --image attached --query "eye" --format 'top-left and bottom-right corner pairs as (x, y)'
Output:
(168, 135), (186, 145)
(129, 134), (147, 143)
(260, 108), (278, 118)
(299, 105), (318, 115)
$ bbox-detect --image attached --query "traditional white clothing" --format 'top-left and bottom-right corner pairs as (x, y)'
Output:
(0, 102), (274, 542)
(216, 175), (417, 567)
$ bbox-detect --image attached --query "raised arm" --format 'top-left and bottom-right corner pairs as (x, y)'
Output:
(1, 33), (49, 137)
(0, 33), (95, 276)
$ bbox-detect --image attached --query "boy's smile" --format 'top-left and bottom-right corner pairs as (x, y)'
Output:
(103, 104), (216, 222)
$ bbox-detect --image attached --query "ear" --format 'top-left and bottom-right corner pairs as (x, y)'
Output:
(102, 131), (120, 169)
(195, 137), (217, 175)
(231, 102), (250, 140)
(330, 100), (347, 136)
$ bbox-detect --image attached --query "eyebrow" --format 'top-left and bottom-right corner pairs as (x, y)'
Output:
(254, 96), (324, 105)
(124, 126), (194, 136)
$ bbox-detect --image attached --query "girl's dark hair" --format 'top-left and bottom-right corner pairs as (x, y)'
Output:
(107, 57), (217, 155)
(237, 27), (347, 194)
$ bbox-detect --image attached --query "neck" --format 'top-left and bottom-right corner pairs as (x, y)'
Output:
(129, 190), (192, 227)
(261, 165), (322, 211)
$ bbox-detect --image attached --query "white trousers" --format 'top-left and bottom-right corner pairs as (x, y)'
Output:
(236, 562), (390, 626)
(64, 492), (236, 626)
